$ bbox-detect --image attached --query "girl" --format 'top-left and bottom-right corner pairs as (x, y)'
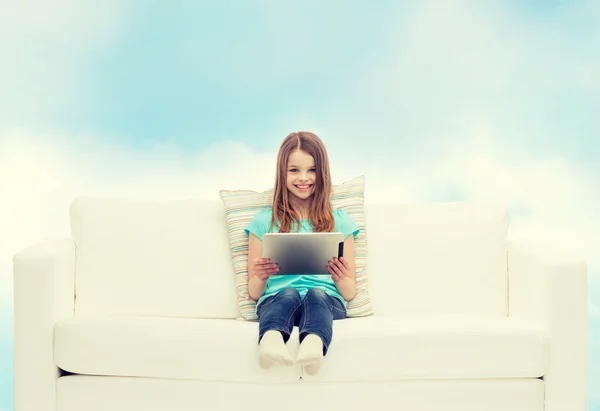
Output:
(244, 131), (359, 376)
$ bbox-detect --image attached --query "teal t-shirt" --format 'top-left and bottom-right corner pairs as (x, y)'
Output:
(244, 208), (360, 311)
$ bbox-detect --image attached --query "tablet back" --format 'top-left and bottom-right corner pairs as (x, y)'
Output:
(262, 232), (344, 275)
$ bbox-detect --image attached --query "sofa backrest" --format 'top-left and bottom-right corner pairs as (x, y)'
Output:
(364, 201), (509, 318)
(70, 196), (509, 320)
(70, 197), (239, 318)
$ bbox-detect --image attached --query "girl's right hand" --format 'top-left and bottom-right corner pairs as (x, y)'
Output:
(252, 258), (279, 280)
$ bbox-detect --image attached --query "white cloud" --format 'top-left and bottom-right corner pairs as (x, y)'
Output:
(575, 62), (600, 90)
(2, 131), (599, 306)
(446, 151), (599, 262)
(590, 298), (600, 318)
(0, 132), (287, 301)
(345, 125), (600, 266)
(322, 0), (600, 158)
(0, 0), (124, 49)
(1, 0), (598, 306)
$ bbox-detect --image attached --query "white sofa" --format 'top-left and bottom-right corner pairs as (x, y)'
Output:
(13, 197), (588, 411)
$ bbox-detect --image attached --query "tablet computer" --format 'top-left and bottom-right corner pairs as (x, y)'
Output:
(262, 232), (344, 275)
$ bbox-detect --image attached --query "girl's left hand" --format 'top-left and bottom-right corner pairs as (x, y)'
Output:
(327, 256), (350, 282)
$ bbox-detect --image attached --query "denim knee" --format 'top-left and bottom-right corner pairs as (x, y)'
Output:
(257, 287), (302, 344)
(279, 287), (301, 300)
(304, 287), (328, 301)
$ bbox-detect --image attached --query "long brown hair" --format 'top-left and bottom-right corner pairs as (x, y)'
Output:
(271, 131), (334, 233)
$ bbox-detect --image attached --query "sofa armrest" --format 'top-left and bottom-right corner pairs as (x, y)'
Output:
(507, 240), (587, 411)
(13, 237), (75, 411)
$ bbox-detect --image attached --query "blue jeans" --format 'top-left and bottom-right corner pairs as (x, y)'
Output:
(257, 287), (347, 356)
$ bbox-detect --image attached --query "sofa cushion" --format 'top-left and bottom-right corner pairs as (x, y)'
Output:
(69, 197), (239, 318)
(365, 201), (509, 318)
(54, 316), (549, 383)
(54, 317), (301, 383)
(219, 175), (373, 320)
(303, 316), (550, 382)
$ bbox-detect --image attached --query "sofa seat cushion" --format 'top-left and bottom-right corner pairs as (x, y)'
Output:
(54, 317), (301, 383)
(303, 316), (550, 382)
(55, 316), (550, 384)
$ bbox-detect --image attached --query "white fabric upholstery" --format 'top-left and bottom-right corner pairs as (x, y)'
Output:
(303, 316), (549, 382)
(13, 238), (75, 411)
(12, 197), (588, 411)
(56, 375), (545, 411)
(54, 316), (549, 383)
(55, 317), (301, 383)
(507, 241), (588, 411)
(70, 197), (239, 318)
(365, 201), (509, 318)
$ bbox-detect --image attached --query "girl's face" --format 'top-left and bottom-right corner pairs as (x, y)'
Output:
(286, 149), (316, 204)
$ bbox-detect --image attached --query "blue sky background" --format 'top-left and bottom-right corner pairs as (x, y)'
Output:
(1, 1), (599, 410)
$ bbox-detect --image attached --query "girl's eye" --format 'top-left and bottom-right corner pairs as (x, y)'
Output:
(288, 168), (315, 172)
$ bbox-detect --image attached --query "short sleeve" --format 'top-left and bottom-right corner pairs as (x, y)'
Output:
(244, 209), (272, 240)
(335, 208), (360, 239)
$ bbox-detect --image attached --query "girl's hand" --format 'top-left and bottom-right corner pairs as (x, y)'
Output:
(252, 258), (279, 281)
(327, 256), (350, 283)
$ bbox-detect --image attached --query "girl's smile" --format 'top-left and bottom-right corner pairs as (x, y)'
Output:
(294, 184), (313, 191)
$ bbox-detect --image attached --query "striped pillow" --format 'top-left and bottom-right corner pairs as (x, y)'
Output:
(219, 175), (373, 321)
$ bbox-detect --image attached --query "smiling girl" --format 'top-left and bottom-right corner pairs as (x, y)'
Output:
(244, 131), (359, 375)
